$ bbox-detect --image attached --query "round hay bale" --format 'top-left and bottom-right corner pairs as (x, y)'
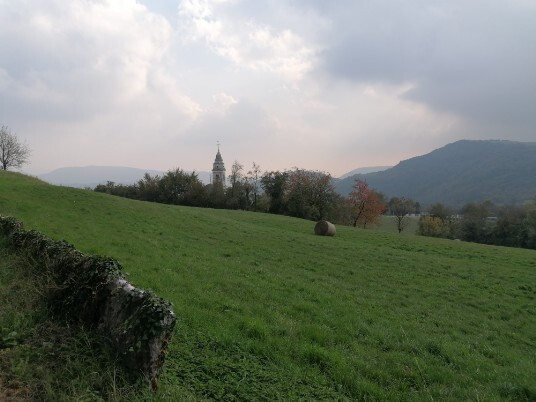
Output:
(314, 220), (336, 236)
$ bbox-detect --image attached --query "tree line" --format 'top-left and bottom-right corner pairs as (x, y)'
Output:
(418, 200), (536, 249)
(94, 164), (344, 219)
(94, 164), (415, 230)
(93, 164), (536, 250)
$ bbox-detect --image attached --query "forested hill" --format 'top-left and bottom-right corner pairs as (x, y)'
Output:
(335, 140), (536, 207)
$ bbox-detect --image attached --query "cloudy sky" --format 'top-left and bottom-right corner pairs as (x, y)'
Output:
(1, 0), (535, 177)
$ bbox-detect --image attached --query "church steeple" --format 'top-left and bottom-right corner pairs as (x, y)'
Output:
(212, 142), (226, 185)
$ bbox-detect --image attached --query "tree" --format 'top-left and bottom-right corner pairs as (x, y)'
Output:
(523, 197), (536, 249)
(248, 162), (262, 210)
(284, 169), (313, 219)
(208, 181), (226, 208)
(240, 175), (254, 210)
(348, 179), (386, 228)
(261, 170), (289, 214)
(94, 181), (138, 199)
(310, 171), (338, 220)
(460, 201), (495, 243)
(418, 216), (451, 238)
(492, 205), (526, 247)
(137, 173), (161, 202)
(183, 181), (210, 207)
(158, 168), (200, 205)
(0, 126), (31, 171)
(228, 160), (244, 197)
(418, 204), (457, 239)
(389, 197), (415, 233)
(429, 203), (452, 223)
(284, 168), (338, 221)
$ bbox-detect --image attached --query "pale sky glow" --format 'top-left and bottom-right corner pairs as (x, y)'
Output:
(1, 0), (535, 177)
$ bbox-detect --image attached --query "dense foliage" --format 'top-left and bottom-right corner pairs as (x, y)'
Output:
(95, 166), (344, 223)
(418, 200), (536, 249)
(95, 169), (209, 206)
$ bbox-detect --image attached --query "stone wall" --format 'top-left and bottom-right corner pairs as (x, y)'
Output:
(0, 215), (176, 389)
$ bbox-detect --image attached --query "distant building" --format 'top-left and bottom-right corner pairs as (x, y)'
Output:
(211, 143), (226, 185)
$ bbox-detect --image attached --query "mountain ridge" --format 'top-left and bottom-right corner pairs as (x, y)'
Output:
(335, 140), (536, 207)
(338, 166), (392, 179)
(38, 166), (212, 188)
(35, 140), (536, 206)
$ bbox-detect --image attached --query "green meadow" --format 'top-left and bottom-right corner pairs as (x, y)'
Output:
(1, 171), (535, 400)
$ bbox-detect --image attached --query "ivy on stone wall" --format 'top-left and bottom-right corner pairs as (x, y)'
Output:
(0, 215), (176, 389)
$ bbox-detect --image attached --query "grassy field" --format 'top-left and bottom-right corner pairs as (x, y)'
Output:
(1, 171), (535, 400)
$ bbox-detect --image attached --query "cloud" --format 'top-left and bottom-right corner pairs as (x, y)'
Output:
(317, 1), (536, 136)
(1, 0), (533, 177)
(255, 78), (461, 174)
(0, 0), (204, 171)
(185, 98), (276, 145)
(211, 92), (238, 115)
(0, 0), (200, 122)
(178, 0), (317, 80)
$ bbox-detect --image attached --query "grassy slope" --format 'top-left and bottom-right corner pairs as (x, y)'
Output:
(1, 171), (535, 400)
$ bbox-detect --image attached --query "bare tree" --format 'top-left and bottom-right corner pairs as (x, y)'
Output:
(228, 160), (244, 197)
(248, 162), (262, 210)
(0, 126), (31, 171)
(389, 197), (415, 233)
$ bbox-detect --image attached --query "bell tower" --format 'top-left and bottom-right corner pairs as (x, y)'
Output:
(212, 142), (226, 185)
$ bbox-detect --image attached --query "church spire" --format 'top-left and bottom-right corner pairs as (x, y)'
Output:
(212, 142), (226, 185)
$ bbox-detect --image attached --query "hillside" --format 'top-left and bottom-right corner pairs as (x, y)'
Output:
(1, 171), (535, 400)
(37, 166), (165, 188)
(37, 166), (212, 188)
(338, 166), (392, 179)
(335, 140), (536, 207)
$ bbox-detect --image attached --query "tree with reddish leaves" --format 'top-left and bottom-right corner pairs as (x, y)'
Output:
(348, 179), (386, 228)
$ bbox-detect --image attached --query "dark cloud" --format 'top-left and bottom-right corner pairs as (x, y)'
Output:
(317, 1), (536, 134)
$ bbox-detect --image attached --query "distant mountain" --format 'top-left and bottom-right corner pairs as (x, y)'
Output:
(338, 166), (392, 180)
(38, 166), (212, 188)
(335, 140), (536, 207)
